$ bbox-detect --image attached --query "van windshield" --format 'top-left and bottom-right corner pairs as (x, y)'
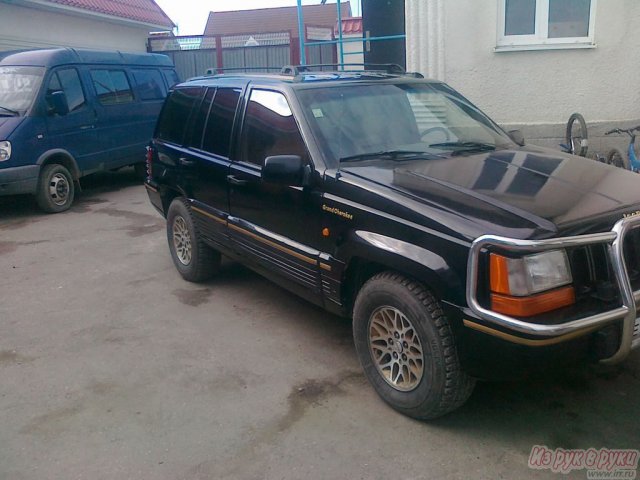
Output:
(297, 82), (515, 166)
(0, 66), (45, 116)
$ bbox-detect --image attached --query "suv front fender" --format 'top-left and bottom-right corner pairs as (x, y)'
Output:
(337, 230), (467, 307)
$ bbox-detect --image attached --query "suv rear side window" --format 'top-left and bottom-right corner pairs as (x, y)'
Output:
(240, 89), (307, 166)
(132, 69), (166, 101)
(90, 69), (133, 105)
(46, 68), (86, 114)
(202, 87), (241, 158)
(156, 87), (202, 145)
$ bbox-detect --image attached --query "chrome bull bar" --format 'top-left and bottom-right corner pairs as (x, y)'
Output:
(466, 215), (640, 365)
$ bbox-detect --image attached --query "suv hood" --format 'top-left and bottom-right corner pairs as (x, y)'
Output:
(340, 146), (640, 240)
(0, 116), (24, 139)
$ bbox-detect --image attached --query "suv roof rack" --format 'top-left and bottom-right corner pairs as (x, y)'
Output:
(280, 63), (423, 78)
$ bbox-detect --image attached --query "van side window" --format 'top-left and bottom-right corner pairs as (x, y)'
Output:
(132, 69), (166, 101)
(90, 69), (133, 105)
(203, 88), (241, 158)
(156, 87), (202, 145)
(240, 89), (308, 166)
(187, 88), (215, 149)
(162, 70), (180, 89)
(46, 68), (86, 114)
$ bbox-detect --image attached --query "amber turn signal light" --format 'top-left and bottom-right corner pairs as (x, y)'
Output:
(490, 286), (576, 317)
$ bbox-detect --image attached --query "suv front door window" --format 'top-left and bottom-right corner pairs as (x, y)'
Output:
(228, 88), (322, 299)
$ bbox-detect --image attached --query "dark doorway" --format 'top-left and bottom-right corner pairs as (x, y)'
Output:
(362, 0), (406, 68)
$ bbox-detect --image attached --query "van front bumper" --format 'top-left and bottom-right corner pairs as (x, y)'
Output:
(466, 215), (640, 365)
(0, 165), (39, 195)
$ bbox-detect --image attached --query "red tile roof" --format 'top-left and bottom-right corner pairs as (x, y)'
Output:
(41, 0), (175, 28)
(204, 3), (352, 39)
(338, 17), (363, 35)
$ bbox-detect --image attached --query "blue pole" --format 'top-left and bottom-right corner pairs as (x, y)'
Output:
(336, 0), (344, 69)
(296, 0), (306, 65)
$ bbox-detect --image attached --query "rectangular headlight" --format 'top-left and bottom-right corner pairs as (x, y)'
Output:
(0, 141), (11, 162)
(490, 249), (572, 297)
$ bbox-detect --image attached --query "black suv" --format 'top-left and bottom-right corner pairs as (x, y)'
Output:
(146, 66), (640, 419)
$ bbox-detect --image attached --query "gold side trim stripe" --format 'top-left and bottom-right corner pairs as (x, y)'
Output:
(192, 206), (226, 225)
(144, 183), (158, 193)
(463, 319), (600, 347)
(229, 223), (323, 268)
(320, 263), (332, 271)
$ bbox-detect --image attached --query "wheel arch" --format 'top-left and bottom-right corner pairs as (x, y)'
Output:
(36, 149), (80, 180)
(338, 231), (466, 315)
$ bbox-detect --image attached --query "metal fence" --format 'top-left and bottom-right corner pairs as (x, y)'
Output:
(148, 31), (337, 80)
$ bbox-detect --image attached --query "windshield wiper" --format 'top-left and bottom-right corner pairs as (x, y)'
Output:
(0, 105), (19, 116)
(340, 150), (434, 163)
(429, 141), (496, 153)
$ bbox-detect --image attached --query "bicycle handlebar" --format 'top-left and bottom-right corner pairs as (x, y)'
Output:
(605, 126), (640, 136)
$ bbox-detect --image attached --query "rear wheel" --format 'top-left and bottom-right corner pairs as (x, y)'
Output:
(565, 113), (588, 157)
(35, 164), (75, 213)
(167, 198), (220, 282)
(606, 148), (629, 170)
(353, 272), (475, 420)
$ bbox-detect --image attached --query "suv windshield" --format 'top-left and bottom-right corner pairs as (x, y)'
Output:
(0, 66), (46, 116)
(297, 82), (515, 166)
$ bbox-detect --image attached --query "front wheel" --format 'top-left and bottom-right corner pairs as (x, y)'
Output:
(606, 148), (630, 170)
(167, 198), (220, 282)
(353, 272), (475, 420)
(565, 113), (589, 157)
(35, 164), (75, 213)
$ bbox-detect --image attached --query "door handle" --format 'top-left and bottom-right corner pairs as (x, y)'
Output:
(79, 125), (94, 130)
(178, 157), (196, 167)
(226, 175), (248, 186)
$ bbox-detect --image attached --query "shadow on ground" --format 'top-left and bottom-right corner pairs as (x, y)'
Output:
(0, 167), (142, 221)
(199, 260), (640, 451)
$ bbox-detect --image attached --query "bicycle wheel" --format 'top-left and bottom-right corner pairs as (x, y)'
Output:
(565, 113), (589, 157)
(606, 148), (630, 170)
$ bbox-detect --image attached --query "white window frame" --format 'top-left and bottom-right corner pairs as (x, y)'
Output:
(496, 0), (597, 52)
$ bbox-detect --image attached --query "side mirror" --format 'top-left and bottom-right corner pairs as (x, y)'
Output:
(262, 155), (310, 186)
(49, 91), (69, 116)
(508, 129), (525, 146)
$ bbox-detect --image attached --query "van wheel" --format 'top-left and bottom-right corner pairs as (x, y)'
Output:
(36, 164), (75, 213)
(353, 272), (475, 420)
(167, 198), (220, 282)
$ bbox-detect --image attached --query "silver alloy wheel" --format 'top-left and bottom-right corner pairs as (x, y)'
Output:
(368, 306), (425, 392)
(49, 173), (69, 206)
(172, 216), (192, 265)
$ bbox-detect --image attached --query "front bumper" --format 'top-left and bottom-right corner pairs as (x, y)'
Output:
(0, 165), (39, 196)
(467, 215), (640, 365)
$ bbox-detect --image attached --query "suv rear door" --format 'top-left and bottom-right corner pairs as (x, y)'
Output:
(178, 85), (242, 249)
(227, 87), (324, 303)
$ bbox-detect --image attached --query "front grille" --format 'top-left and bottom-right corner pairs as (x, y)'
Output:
(569, 243), (619, 304)
(622, 227), (640, 292)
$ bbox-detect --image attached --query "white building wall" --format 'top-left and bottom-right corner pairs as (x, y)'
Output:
(406, 0), (640, 151)
(0, 3), (153, 53)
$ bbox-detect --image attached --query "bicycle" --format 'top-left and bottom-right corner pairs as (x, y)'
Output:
(562, 112), (589, 157)
(604, 126), (640, 171)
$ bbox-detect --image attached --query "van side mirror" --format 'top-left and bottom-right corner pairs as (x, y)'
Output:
(508, 129), (525, 146)
(49, 91), (69, 116)
(262, 155), (310, 187)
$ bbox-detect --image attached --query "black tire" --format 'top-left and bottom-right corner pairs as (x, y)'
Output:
(606, 148), (630, 170)
(166, 198), (220, 282)
(133, 162), (147, 182)
(565, 113), (588, 157)
(353, 272), (475, 420)
(35, 164), (75, 213)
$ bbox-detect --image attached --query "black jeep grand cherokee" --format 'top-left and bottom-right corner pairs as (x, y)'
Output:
(145, 67), (640, 419)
